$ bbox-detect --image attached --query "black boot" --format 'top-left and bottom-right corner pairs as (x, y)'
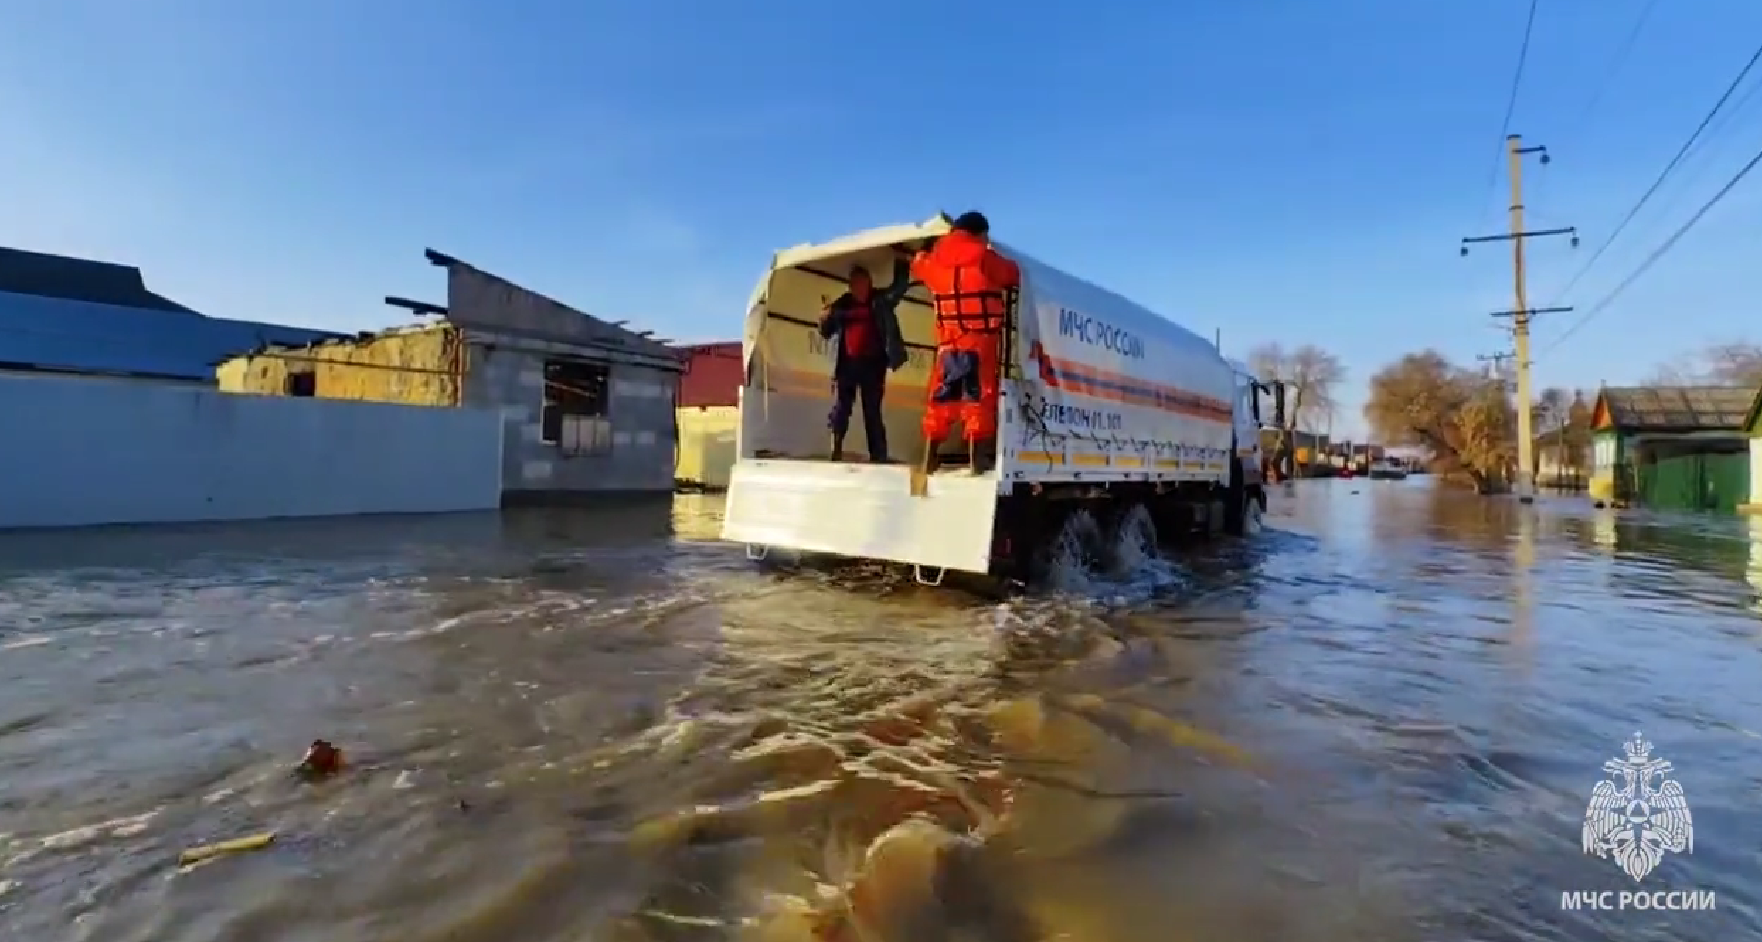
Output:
(829, 432), (845, 462)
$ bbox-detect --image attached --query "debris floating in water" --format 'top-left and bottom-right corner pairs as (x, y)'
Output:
(296, 739), (345, 780)
(177, 831), (276, 867)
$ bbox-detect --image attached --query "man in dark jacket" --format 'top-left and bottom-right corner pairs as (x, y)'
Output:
(819, 258), (913, 462)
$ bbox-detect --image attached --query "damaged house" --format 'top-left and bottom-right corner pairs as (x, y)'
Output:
(217, 249), (684, 501)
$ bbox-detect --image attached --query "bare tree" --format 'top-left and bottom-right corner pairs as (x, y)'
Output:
(1533, 386), (1571, 433)
(1246, 342), (1346, 433)
(1646, 340), (1762, 387)
(1565, 390), (1593, 474)
(1702, 341), (1762, 386)
(1527, 386), (1579, 482)
(1644, 361), (1684, 385)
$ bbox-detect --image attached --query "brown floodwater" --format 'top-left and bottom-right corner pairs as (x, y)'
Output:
(1, 479), (1758, 941)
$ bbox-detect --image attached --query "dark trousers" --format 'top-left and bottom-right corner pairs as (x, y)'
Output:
(931, 349), (982, 402)
(828, 355), (889, 459)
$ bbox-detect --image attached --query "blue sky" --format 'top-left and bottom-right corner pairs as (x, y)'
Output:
(5, 1), (1762, 437)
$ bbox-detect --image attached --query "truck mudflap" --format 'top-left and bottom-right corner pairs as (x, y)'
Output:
(721, 459), (1000, 574)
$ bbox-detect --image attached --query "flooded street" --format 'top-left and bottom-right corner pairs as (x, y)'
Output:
(2, 479), (1759, 941)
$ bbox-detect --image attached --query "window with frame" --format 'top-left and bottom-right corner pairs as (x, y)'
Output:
(541, 358), (612, 454)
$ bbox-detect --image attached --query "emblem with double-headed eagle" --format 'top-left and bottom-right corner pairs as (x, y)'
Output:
(1582, 732), (1693, 882)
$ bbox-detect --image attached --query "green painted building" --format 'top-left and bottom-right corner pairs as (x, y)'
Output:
(1743, 388), (1762, 514)
(1589, 385), (1755, 513)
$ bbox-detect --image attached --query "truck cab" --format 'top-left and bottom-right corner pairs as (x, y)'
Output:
(1228, 358), (1286, 489)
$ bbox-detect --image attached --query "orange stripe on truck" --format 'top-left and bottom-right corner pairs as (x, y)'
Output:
(1028, 342), (1233, 423)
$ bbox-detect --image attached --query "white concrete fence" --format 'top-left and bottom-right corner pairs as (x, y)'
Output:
(0, 374), (504, 529)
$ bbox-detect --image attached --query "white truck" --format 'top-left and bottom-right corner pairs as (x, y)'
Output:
(721, 215), (1285, 586)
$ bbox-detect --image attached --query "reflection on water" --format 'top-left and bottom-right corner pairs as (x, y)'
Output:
(1748, 517), (1762, 619)
(1512, 504), (1537, 671)
(1564, 500), (1762, 610)
(1593, 506), (1618, 552)
(0, 481), (1757, 941)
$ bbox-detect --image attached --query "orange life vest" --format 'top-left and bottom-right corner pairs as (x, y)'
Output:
(911, 230), (1022, 342)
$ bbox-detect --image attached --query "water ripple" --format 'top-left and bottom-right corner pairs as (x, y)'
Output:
(0, 485), (1756, 941)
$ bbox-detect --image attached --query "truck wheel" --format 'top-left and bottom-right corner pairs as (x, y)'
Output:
(1223, 485), (1263, 536)
(1033, 506), (1103, 589)
(1106, 502), (1158, 575)
(1222, 458), (1256, 537)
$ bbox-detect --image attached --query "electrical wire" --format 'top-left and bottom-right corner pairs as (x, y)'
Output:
(1545, 40), (1762, 305)
(1536, 139), (1762, 359)
(1474, 0), (1542, 224)
(1651, 66), (1762, 201)
(1566, 0), (1660, 138)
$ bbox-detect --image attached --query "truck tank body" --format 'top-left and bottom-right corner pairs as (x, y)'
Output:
(997, 246), (1236, 486)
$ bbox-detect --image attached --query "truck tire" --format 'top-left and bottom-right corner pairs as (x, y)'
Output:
(1235, 487), (1265, 535)
(1032, 506), (1103, 588)
(1106, 502), (1158, 575)
(1223, 459), (1258, 536)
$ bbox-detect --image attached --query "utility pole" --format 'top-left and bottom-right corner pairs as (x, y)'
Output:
(1477, 352), (1515, 386)
(1461, 133), (1579, 501)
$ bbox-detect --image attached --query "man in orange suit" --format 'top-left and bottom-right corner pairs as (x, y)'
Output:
(911, 211), (1020, 474)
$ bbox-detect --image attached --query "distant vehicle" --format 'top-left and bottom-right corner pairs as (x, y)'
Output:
(719, 214), (1287, 587)
(1369, 456), (1409, 480)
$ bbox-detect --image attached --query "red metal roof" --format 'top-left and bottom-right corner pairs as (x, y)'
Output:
(677, 342), (744, 408)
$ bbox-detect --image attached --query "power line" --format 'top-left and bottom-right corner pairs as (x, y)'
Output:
(1547, 40), (1762, 304)
(1537, 139), (1762, 358)
(1658, 65), (1762, 197)
(1566, 0), (1660, 137)
(1475, 0), (1542, 223)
